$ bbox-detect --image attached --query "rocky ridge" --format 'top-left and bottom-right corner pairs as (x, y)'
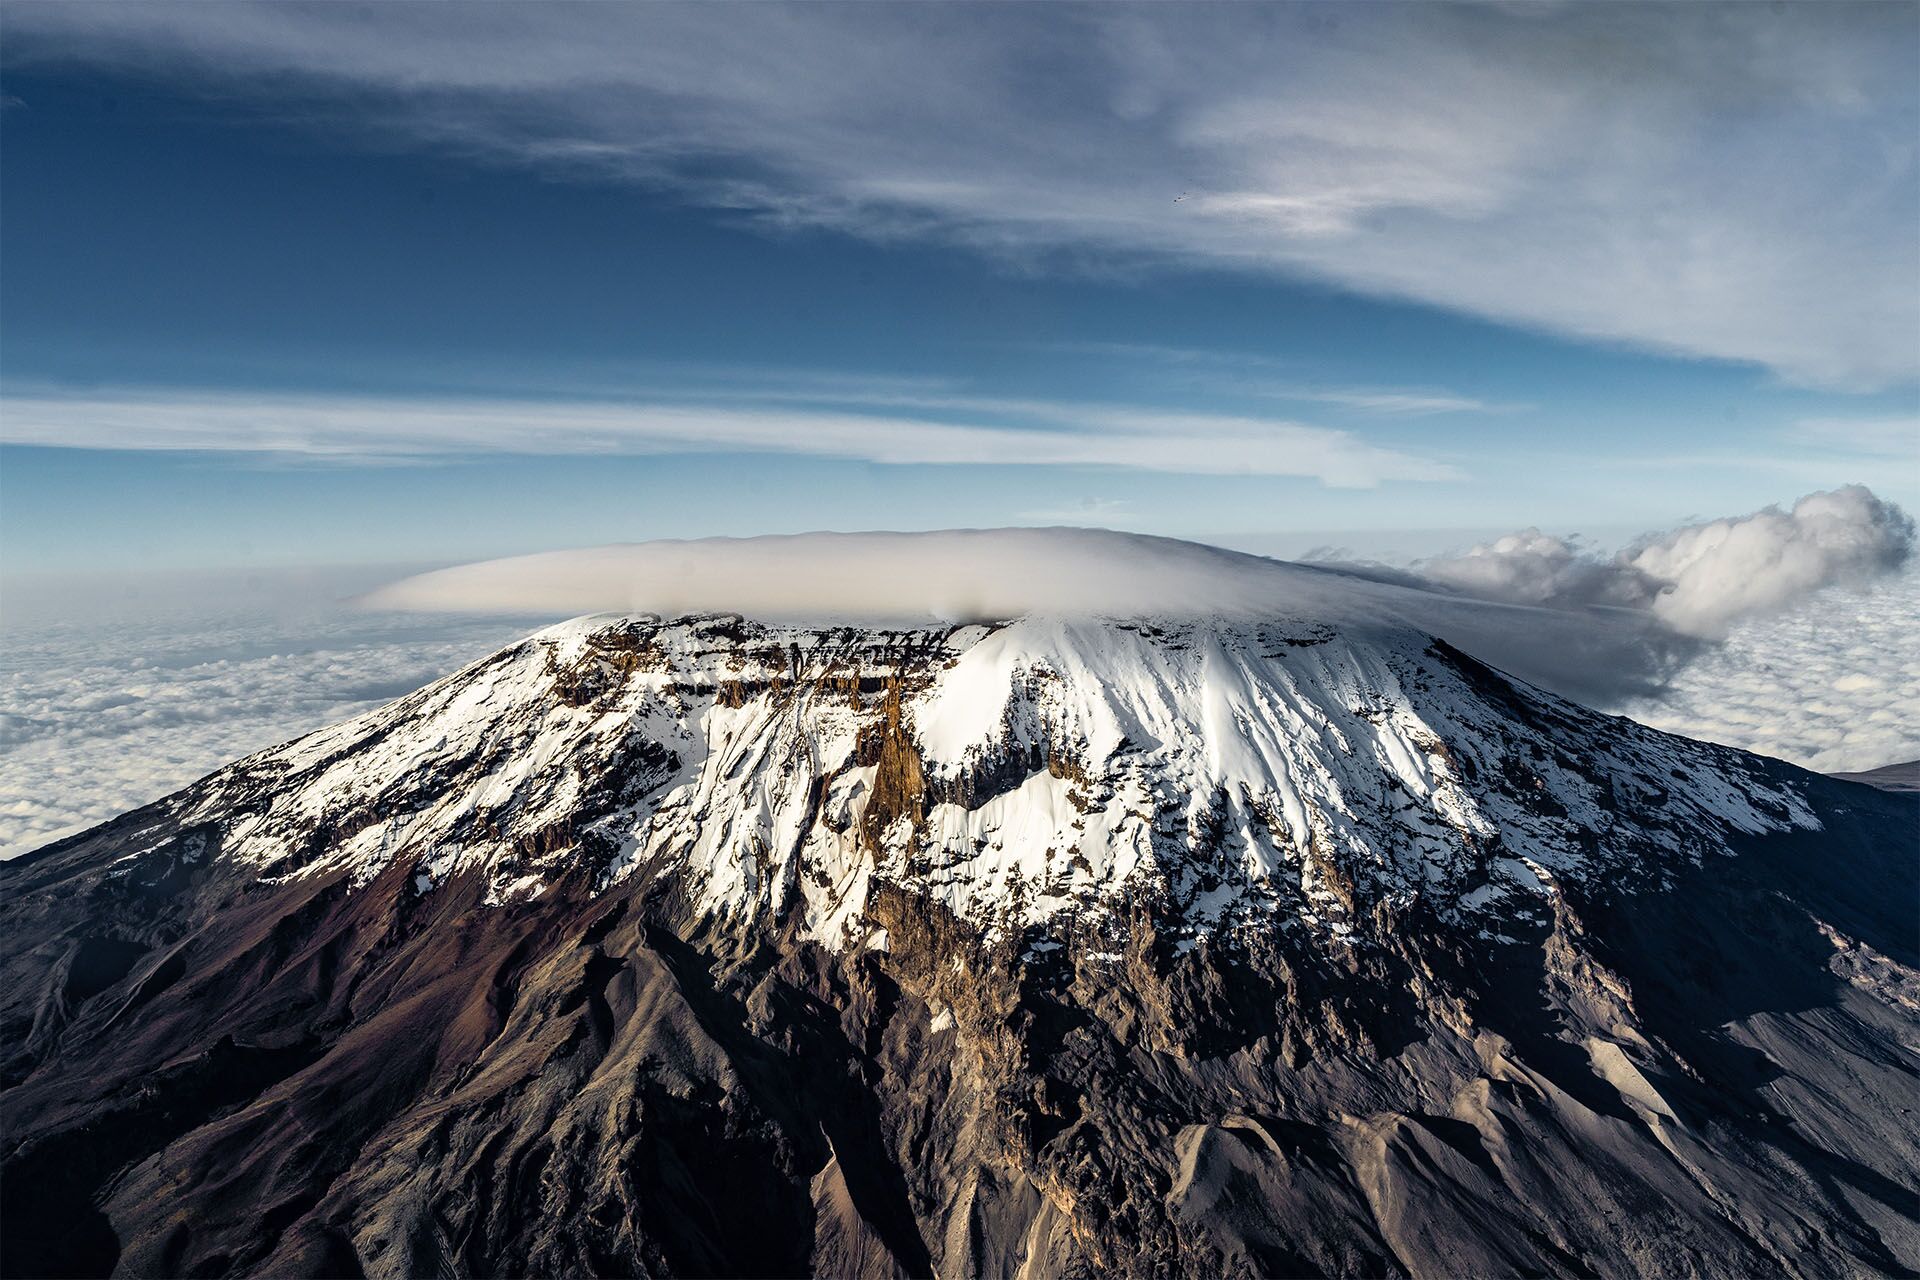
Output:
(176, 612), (1809, 950)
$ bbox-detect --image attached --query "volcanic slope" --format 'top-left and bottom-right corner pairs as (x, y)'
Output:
(3, 609), (1916, 1279)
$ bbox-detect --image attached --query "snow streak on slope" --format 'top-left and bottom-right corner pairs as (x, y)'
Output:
(167, 611), (1816, 953)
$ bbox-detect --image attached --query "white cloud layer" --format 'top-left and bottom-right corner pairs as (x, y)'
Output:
(366, 487), (1910, 634)
(5, 2), (1914, 385)
(0, 599), (528, 854)
(0, 388), (1455, 486)
(1625, 568), (1919, 773)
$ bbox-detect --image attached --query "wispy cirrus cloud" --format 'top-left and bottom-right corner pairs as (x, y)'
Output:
(1260, 387), (1512, 417)
(1032, 342), (1517, 415)
(1791, 416), (1919, 458)
(0, 387), (1461, 487)
(3, 2), (1913, 387)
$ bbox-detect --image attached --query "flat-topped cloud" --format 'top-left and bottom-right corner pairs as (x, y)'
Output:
(363, 527), (1406, 625)
(363, 526), (1680, 704)
(362, 487), (1915, 710)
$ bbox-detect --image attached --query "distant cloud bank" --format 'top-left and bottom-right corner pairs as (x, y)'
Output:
(0, 600), (528, 854)
(6, 2), (1914, 385)
(1625, 572), (1917, 776)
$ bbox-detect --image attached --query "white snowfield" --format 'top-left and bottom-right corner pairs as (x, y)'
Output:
(168, 597), (1819, 956)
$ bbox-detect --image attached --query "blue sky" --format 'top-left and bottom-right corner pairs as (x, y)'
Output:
(2, 2), (1916, 576)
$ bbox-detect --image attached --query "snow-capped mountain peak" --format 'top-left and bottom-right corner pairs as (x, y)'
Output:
(166, 610), (1815, 955)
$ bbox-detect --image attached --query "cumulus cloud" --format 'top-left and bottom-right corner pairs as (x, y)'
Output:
(1413, 485), (1915, 639)
(1626, 486), (1915, 637)
(4, 2), (1914, 385)
(0, 388), (1456, 486)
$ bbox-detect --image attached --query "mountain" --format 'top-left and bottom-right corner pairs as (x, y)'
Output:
(1831, 759), (1920, 794)
(3, 609), (1916, 1279)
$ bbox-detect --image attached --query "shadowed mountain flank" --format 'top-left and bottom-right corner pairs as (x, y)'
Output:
(1831, 759), (1920, 794)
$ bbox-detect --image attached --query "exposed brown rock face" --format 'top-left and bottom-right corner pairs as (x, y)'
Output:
(2, 621), (1916, 1279)
(860, 678), (927, 856)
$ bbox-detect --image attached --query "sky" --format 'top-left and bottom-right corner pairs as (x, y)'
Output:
(1, 1), (1916, 576)
(0, 2), (1916, 851)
